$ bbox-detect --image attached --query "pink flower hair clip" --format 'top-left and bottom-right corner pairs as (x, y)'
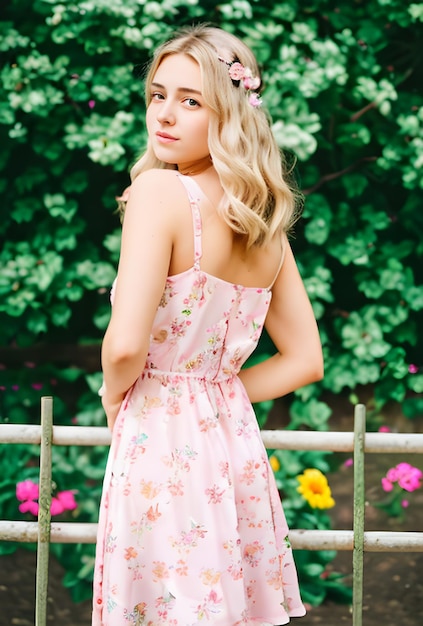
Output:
(218, 56), (263, 108)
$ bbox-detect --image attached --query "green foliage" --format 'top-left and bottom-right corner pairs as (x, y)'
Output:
(268, 449), (352, 605)
(1, 0), (422, 607)
(294, 549), (352, 606)
(0, 436), (107, 601)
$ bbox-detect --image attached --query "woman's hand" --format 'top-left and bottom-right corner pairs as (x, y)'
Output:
(101, 392), (125, 432)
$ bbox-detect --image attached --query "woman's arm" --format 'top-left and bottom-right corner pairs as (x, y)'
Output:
(238, 242), (323, 403)
(100, 171), (183, 428)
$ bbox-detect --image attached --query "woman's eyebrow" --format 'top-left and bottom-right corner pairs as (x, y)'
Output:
(151, 81), (202, 96)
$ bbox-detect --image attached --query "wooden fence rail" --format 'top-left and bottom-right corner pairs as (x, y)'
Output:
(1, 399), (423, 626)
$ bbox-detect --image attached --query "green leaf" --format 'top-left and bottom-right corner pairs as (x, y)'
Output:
(402, 395), (423, 419)
(408, 374), (423, 394)
(289, 398), (332, 430)
(76, 260), (116, 290)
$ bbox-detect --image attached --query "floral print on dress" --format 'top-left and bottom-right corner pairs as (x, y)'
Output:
(92, 175), (306, 625)
(170, 521), (208, 555)
(195, 589), (223, 620)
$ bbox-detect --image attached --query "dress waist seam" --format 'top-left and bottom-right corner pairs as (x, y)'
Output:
(142, 367), (236, 384)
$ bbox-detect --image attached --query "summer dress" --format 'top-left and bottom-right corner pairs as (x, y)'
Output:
(92, 174), (306, 626)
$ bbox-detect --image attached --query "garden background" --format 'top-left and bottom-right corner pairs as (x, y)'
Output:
(0, 0), (422, 622)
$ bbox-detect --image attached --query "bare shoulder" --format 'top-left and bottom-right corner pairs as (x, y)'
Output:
(120, 171), (190, 238)
(129, 169), (188, 208)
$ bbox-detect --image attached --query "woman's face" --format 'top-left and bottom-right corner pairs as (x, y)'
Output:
(146, 54), (210, 170)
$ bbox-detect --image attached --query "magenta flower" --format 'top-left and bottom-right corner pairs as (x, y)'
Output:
(376, 463), (421, 519)
(88, 99), (96, 109)
(408, 364), (419, 374)
(16, 480), (39, 515)
(400, 475), (422, 492)
(378, 425), (391, 433)
(382, 462), (422, 493)
(381, 477), (394, 492)
(57, 490), (78, 511)
(16, 480), (39, 502)
(16, 481), (78, 517)
(50, 497), (65, 516)
(19, 500), (39, 515)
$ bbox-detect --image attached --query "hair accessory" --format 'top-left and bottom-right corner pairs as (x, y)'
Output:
(218, 56), (262, 107)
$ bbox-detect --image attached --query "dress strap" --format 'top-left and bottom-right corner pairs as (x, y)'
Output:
(176, 174), (203, 268)
(268, 235), (288, 290)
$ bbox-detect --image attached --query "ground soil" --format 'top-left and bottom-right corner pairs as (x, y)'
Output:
(1, 393), (422, 625)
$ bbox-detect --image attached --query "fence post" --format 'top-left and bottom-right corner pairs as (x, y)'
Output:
(35, 396), (53, 626)
(353, 403), (366, 626)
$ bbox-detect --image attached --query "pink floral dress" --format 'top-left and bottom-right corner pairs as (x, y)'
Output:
(92, 175), (306, 625)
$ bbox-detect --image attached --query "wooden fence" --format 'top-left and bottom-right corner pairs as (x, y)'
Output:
(1, 398), (423, 626)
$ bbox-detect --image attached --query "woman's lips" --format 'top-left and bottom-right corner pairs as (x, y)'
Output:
(156, 132), (178, 143)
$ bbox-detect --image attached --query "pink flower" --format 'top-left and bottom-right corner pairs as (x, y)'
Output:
(50, 497), (65, 516)
(243, 75), (261, 90)
(386, 466), (400, 482)
(378, 425), (391, 433)
(50, 491), (78, 515)
(397, 466), (422, 492)
(228, 62), (245, 81)
(16, 481), (77, 517)
(218, 57), (262, 108)
(381, 477), (394, 492)
(400, 477), (422, 492)
(16, 480), (39, 502)
(381, 463), (423, 493)
(344, 458), (353, 468)
(401, 500), (409, 508)
(19, 500), (39, 515)
(248, 93), (262, 108)
(408, 364), (419, 374)
(88, 99), (96, 109)
(57, 490), (78, 511)
(31, 383), (43, 390)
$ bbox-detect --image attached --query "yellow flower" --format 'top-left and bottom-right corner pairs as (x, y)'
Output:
(269, 455), (280, 472)
(297, 468), (335, 509)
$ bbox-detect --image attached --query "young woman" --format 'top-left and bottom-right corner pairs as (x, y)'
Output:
(93, 24), (323, 626)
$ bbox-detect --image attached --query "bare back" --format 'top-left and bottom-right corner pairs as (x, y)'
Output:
(168, 169), (284, 289)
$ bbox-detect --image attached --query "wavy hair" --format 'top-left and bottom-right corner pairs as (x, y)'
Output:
(129, 25), (300, 248)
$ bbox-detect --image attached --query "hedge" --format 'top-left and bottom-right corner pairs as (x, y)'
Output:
(1, 0), (422, 604)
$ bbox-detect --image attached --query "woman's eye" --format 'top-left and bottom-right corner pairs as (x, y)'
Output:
(185, 98), (199, 108)
(151, 92), (164, 101)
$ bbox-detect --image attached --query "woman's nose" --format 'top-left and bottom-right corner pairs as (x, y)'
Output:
(156, 100), (175, 125)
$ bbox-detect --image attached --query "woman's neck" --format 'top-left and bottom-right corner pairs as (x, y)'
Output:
(177, 155), (212, 176)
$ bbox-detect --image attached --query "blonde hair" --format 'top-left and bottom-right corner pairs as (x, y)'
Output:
(129, 24), (300, 248)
